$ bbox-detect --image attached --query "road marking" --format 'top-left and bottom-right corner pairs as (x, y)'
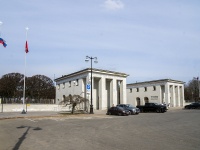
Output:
(25, 118), (37, 122)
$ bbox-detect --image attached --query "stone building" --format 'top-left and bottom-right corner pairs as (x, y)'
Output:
(126, 79), (185, 107)
(54, 68), (128, 110)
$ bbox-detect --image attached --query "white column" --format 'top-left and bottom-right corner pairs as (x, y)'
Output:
(165, 83), (169, 104)
(99, 77), (106, 110)
(172, 85), (175, 107)
(181, 85), (185, 107)
(112, 79), (117, 106)
(120, 79), (127, 104)
(110, 79), (114, 106)
(177, 85), (180, 107)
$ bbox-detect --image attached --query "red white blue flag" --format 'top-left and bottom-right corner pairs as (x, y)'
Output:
(0, 38), (7, 47)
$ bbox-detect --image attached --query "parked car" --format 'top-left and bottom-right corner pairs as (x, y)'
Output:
(106, 106), (130, 116)
(184, 102), (200, 109)
(161, 103), (169, 110)
(137, 103), (167, 113)
(116, 104), (140, 115)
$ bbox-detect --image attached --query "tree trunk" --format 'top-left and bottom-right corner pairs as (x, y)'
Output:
(71, 103), (76, 114)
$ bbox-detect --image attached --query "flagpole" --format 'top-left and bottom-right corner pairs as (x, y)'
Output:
(0, 21), (2, 37)
(22, 27), (29, 114)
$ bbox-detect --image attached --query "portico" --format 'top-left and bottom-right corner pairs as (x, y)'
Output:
(127, 79), (185, 107)
(54, 68), (128, 110)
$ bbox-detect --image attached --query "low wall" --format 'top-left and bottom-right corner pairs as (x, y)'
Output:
(0, 104), (60, 112)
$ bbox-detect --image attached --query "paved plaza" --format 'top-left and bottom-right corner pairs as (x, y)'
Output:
(0, 108), (200, 150)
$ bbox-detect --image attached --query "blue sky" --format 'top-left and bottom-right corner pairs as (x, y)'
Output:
(0, 0), (200, 84)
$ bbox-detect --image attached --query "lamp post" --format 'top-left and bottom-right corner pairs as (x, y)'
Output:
(85, 56), (98, 114)
(194, 77), (200, 100)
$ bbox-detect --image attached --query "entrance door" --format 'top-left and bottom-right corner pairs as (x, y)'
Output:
(144, 97), (149, 103)
(136, 97), (141, 106)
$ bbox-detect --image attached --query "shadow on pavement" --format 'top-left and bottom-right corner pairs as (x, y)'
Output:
(13, 126), (42, 150)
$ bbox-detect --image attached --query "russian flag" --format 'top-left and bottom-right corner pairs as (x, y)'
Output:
(0, 38), (7, 47)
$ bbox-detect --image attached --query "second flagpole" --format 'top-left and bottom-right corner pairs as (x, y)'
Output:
(21, 27), (29, 114)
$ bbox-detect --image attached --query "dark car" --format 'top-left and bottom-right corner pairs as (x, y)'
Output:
(106, 106), (130, 116)
(116, 104), (140, 115)
(184, 102), (200, 109)
(137, 103), (167, 113)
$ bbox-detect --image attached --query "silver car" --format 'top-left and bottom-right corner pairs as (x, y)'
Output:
(117, 104), (140, 115)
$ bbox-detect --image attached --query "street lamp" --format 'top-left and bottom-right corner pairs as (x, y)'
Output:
(85, 56), (98, 114)
(194, 77), (200, 100)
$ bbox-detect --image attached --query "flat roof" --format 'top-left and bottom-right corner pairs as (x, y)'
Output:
(127, 79), (185, 86)
(55, 68), (129, 82)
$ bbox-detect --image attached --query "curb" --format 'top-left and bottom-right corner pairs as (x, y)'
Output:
(0, 112), (106, 120)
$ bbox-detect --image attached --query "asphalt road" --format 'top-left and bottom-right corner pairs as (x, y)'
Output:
(0, 109), (200, 150)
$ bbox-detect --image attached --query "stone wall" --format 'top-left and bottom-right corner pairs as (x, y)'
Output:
(0, 104), (60, 112)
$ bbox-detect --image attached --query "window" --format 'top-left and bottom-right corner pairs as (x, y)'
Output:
(76, 79), (79, 86)
(69, 81), (71, 87)
(136, 88), (139, 92)
(144, 87), (147, 92)
(57, 84), (60, 90)
(130, 88), (132, 93)
(153, 86), (156, 91)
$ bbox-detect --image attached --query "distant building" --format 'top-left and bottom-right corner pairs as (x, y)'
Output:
(54, 68), (128, 110)
(127, 79), (185, 107)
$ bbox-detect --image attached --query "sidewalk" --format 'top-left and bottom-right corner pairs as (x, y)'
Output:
(0, 108), (183, 120)
(0, 110), (107, 120)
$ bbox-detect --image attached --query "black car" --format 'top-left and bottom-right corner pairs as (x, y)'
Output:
(137, 103), (167, 113)
(184, 102), (200, 109)
(106, 106), (130, 116)
(116, 104), (140, 115)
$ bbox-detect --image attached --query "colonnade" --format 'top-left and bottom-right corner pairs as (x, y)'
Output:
(163, 84), (184, 107)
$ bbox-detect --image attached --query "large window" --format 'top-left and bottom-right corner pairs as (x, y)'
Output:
(144, 87), (147, 92)
(153, 86), (156, 91)
(76, 79), (79, 86)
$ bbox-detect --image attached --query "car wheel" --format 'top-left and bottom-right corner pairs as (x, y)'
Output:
(129, 111), (132, 115)
(108, 112), (111, 115)
(118, 112), (122, 116)
(156, 109), (160, 113)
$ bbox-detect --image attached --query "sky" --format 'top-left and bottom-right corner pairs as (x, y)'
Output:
(0, 0), (200, 84)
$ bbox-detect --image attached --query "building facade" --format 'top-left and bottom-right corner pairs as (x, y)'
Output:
(127, 79), (185, 107)
(54, 68), (128, 110)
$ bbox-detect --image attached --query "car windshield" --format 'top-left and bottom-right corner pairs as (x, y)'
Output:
(125, 104), (134, 108)
(117, 107), (124, 110)
(191, 103), (200, 105)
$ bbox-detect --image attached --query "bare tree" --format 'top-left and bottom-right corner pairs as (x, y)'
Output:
(0, 73), (55, 104)
(0, 73), (24, 103)
(185, 78), (200, 102)
(60, 94), (89, 114)
(26, 75), (55, 103)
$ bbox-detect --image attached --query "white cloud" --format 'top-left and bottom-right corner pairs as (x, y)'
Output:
(104, 0), (124, 10)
